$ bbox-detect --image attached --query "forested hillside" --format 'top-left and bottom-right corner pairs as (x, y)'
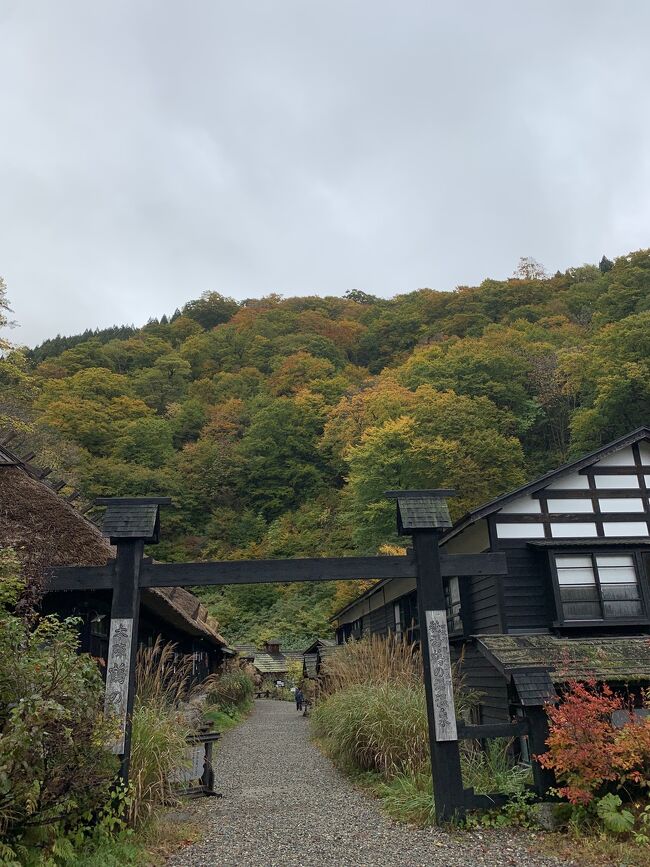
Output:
(1, 252), (649, 646)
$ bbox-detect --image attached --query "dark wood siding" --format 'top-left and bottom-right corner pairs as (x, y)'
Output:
(456, 642), (510, 723)
(369, 604), (390, 636)
(499, 546), (552, 632)
(468, 575), (501, 634)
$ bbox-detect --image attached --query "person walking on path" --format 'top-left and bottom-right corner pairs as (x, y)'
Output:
(295, 686), (304, 711)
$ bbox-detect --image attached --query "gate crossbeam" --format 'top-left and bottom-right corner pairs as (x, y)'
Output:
(48, 493), (513, 823)
(50, 551), (506, 592)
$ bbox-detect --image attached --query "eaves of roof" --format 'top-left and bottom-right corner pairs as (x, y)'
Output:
(443, 426), (650, 543)
(329, 427), (650, 623)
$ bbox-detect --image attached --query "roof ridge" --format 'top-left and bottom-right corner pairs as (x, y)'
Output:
(443, 426), (650, 542)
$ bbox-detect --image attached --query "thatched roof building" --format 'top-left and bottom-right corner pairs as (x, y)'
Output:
(0, 441), (230, 669)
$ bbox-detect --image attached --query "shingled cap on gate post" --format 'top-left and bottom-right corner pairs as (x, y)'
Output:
(95, 497), (172, 545)
(384, 489), (455, 535)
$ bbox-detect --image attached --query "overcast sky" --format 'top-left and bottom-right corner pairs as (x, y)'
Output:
(2, 1), (650, 347)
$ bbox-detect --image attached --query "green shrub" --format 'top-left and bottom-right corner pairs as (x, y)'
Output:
(207, 669), (254, 710)
(129, 701), (193, 827)
(0, 549), (118, 858)
(311, 682), (430, 776)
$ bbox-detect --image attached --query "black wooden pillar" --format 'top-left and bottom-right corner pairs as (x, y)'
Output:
(527, 706), (556, 796)
(387, 490), (467, 823)
(413, 530), (466, 822)
(98, 497), (169, 786)
(109, 539), (143, 784)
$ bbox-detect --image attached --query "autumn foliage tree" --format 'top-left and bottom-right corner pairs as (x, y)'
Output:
(10, 247), (650, 644)
(539, 680), (650, 805)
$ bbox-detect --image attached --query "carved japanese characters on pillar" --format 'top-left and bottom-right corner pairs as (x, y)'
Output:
(104, 618), (133, 754)
(425, 610), (458, 742)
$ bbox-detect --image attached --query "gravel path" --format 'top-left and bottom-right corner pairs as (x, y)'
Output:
(167, 699), (574, 867)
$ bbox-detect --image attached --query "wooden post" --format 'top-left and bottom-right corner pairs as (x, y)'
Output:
(413, 530), (466, 823)
(526, 706), (555, 796)
(104, 539), (144, 785)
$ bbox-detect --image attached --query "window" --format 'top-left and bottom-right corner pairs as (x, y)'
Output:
(445, 576), (462, 635)
(554, 553), (644, 622)
(394, 601), (402, 637)
(399, 591), (419, 642)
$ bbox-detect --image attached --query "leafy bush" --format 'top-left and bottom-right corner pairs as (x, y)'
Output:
(206, 669), (254, 710)
(538, 680), (650, 805)
(0, 549), (118, 858)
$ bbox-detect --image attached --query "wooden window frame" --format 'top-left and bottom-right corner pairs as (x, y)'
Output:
(444, 576), (463, 637)
(548, 549), (650, 627)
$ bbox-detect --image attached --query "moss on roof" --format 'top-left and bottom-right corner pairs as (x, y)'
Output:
(477, 634), (650, 682)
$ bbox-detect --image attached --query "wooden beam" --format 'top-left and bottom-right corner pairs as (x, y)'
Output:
(50, 551), (507, 592)
(139, 555), (419, 588)
(48, 564), (116, 591)
(456, 720), (529, 739)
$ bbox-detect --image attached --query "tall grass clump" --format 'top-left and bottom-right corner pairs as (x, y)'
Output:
(312, 682), (430, 776)
(207, 669), (254, 710)
(312, 635), (479, 779)
(129, 639), (198, 826)
(321, 633), (423, 694)
(462, 738), (532, 795)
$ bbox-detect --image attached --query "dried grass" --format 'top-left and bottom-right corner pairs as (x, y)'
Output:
(135, 637), (210, 707)
(321, 633), (423, 695)
(129, 639), (215, 826)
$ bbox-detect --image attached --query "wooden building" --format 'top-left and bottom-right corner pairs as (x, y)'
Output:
(0, 441), (231, 678)
(302, 638), (337, 680)
(332, 428), (650, 727)
(234, 640), (303, 681)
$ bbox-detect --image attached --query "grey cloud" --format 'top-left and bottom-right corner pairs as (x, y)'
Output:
(1, 0), (650, 345)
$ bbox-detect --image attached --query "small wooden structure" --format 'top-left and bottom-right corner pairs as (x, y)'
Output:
(234, 640), (303, 682)
(302, 638), (337, 680)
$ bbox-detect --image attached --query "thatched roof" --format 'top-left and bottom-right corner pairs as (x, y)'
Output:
(0, 455), (227, 648)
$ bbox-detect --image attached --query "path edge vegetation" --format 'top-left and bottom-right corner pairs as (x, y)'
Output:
(310, 636), (650, 866)
(0, 547), (256, 866)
